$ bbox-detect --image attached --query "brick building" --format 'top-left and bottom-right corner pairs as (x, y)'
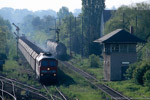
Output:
(94, 29), (146, 81)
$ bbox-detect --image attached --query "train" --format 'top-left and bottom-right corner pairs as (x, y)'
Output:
(18, 36), (58, 82)
(46, 39), (67, 60)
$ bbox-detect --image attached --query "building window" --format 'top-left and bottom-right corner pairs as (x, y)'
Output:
(111, 44), (119, 52)
(120, 44), (127, 52)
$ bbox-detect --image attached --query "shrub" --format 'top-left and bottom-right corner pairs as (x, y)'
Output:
(125, 62), (140, 79)
(143, 70), (150, 87)
(133, 62), (150, 85)
(89, 54), (100, 68)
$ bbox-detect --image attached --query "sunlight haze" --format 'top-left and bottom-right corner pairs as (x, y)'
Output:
(0, 0), (149, 12)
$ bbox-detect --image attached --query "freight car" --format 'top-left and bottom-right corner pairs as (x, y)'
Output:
(18, 36), (58, 82)
(46, 39), (67, 59)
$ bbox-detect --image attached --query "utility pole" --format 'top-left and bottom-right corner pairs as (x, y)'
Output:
(54, 19), (57, 40)
(75, 17), (76, 56)
(136, 16), (137, 33)
(59, 18), (61, 26)
(122, 13), (125, 29)
(12, 23), (20, 61)
(49, 27), (60, 42)
(69, 16), (72, 56)
(81, 16), (84, 57)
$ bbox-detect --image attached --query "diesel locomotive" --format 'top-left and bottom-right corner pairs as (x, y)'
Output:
(18, 36), (58, 82)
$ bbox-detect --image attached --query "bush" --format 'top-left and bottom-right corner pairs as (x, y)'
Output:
(133, 62), (150, 85)
(125, 63), (139, 79)
(89, 54), (100, 68)
(143, 70), (150, 87)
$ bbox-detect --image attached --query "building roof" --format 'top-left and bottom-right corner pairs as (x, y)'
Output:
(103, 10), (114, 23)
(94, 29), (146, 43)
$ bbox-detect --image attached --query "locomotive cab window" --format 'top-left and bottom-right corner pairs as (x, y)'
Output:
(41, 60), (48, 66)
(50, 61), (57, 67)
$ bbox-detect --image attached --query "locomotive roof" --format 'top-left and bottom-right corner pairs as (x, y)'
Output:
(36, 53), (56, 61)
(47, 39), (56, 42)
(20, 36), (44, 54)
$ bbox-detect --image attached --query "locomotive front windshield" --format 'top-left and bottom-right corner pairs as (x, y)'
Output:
(41, 59), (57, 67)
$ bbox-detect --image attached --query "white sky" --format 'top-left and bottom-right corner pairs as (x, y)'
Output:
(0, 0), (149, 12)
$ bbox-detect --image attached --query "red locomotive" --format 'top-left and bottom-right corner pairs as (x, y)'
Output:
(18, 36), (58, 82)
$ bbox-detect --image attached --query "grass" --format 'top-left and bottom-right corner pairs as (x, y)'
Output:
(70, 54), (104, 80)
(1, 57), (107, 100)
(2, 60), (41, 88)
(106, 80), (150, 99)
(4, 54), (150, 100)
(56, 62), (107, 100)
(69, 54), (150, 99)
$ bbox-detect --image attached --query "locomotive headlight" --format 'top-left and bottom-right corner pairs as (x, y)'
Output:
(54, 74), (56, 76)
(47, 68), (50, 70)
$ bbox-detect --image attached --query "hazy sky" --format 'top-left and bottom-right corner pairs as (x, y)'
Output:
(0, 0), (149, 12)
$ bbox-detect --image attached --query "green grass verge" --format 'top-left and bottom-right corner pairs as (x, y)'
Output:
(70, 55), (104, 80)
(1, 59), (107, 100)
(106, 80), (150, 99)
(56, 62), (107, 100)
(69, 54), (150, 99)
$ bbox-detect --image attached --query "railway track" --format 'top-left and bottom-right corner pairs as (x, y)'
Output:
(0, 80), (16, 100)
(0, 75), (50, 100)
(55, 87), (67, 100)
(42, 84), (68, 100)
(60, 61), (130, 100)
(0, 74), (68, 100)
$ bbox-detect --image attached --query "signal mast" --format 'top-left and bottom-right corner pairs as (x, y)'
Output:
(12, 23), (20, 61)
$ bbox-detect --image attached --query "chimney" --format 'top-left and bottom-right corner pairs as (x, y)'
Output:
(130, 26), (134, 34)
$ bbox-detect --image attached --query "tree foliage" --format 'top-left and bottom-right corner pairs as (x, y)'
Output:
(59, 15), (83, 55)
(125, 62), (140, 79)
(133, 60), (150, 85)
(105, 3), (150, 87)
(20, 14), (56, 45)
(143, 70), (150, 87)
(126, 59), (150, 86)
(104, 3), (150, 39)
(104, 3), (150, 60)
(82, 0), (105, 55)
(57, 7), (71, 19)
(0, 16), (12, 60)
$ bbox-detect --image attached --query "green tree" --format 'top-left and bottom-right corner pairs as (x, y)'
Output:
(21, 14), (34, 34)
(31, 16), (41, 30)
(82, 0), (105, 55)
(104, 3), (150, 60)
(59, 15), (83, 55)
(0, 16), (12, 60)
(57, 7), (71, 19)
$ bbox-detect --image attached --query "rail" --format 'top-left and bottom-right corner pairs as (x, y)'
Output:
(0, 89), (16, 100)
(56, 87), (67, 100)
(43, 85), (54, 100)
(60, 61), (130, 100)
(0, 75), (49, 100)
(43, 85), (67, 100)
